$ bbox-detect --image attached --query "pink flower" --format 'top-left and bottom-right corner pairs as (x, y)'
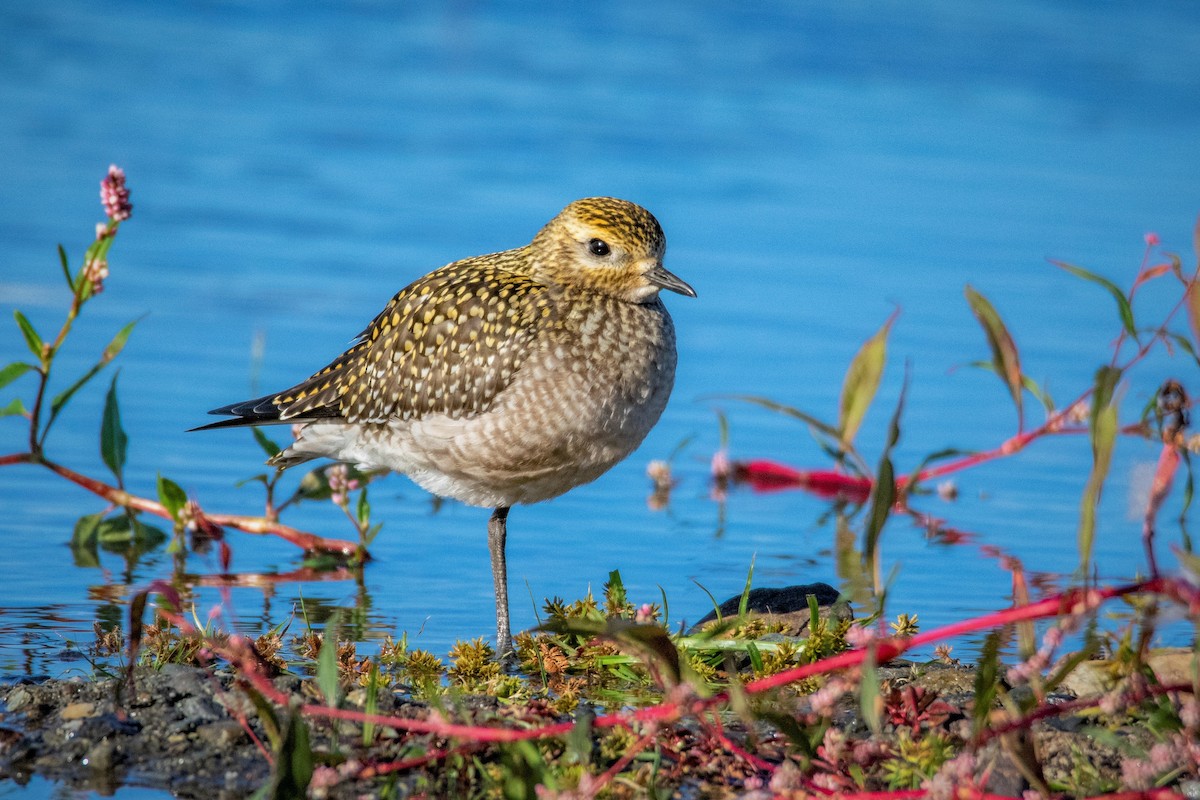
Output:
(1144, 232), (1161, 247)
(845, 623), (879, 648)
(100, 164), (133, 221)
(327, 463), (350, 506)
(82, 257), (109, 294)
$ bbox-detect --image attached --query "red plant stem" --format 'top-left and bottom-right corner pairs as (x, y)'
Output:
(229, 578), (1184, 744)
(702, 713), (776, 774)
(355, 741), (487, 779)
(826, 787), (1187, 800)
(723, 579), (1167, 700)
(980, 682), (1195, 747)
(898, 264), (1199, 491)
(136, 577), (1196, 792)
(1, 452), (361, 556)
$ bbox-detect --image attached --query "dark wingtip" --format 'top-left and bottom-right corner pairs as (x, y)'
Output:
(188, 416), (259, 433)
(189, 393), (285, 433)
(190, 393), (343, 433)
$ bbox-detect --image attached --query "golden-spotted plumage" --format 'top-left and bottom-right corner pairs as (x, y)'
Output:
(196, 197), (695, 654)
(273, 259), (553, 424)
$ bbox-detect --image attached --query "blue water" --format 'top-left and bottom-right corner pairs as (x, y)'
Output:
(2, 0), (1200, 752)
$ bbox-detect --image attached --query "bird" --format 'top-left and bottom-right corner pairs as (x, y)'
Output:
(194, 197), (695, 655)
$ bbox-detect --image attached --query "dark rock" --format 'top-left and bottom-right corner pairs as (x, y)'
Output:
(977, 740), (1029, 798)
(691, 582), (851, 635)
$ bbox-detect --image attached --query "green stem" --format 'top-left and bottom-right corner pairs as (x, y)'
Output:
(27, 220), (121, 454)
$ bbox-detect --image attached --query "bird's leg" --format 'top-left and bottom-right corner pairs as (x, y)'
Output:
(488, 506), (512, 656)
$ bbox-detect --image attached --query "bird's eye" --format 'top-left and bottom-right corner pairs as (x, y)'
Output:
(588, 238), (611, 257)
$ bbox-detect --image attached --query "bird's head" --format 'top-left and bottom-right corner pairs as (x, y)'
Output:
(530, 197), (696, 303)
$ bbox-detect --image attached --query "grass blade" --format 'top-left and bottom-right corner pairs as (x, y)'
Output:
(723, 394), (841, 440)
(967, 360), (1055, 413)
(1188, 281), (1200, 357)
(1052, 259), (1137, 339)
(737, 555), (755, 617)
(317, 618), (342, 708)
(973, 630), (1002, 737)
(860, 645), (882, 735)
(1078, 366), (1121, 573)
(58, 244), (73, 288)
(839, 312), (895, 448)
(965, 285), (1024, 429)
(45, 317), (142, 442)
(863, 369), (907, 594)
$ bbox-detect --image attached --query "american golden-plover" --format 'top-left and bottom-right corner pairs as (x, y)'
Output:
(197, 197), (695, 654)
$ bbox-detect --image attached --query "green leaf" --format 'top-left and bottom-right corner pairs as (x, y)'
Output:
(726, 394), (870, 475)
(100, 373), (128, 486)
(157, 474), (188, 522)
(58, 244), (73, 288)
(267, 711), (313, 800)
(973, 630), (1002, 737)
(13, 311), (43, 360)
(362, 663), (380, 747)
(565, 706), (595, 765)
(1052, 259), (1137, 339)
(317, 615), (342, 708)
(693, 579), (723, 622)
(604, 569), (627, 612)
(1188, 283), (1200, 357)
(860, 646), (882, 735)
(1079, 366), (1121, 573)
(101, 316), (142, 363)
(44, 317), (142, 444)
(838, 312), (895, 448)
(745, 641), (764, 674)
(965, 285), (1024, 429)
(356, 485), (370, 526)
(1164, 332), (1200, 370)
(71, 512), (104, 550)
(0, 362), (35, 391)
(738, 555), (755, 617)
(863, 372), (906, 593)
(92, 515), (168, 551)
(47, 363), (104, 432)
(0, 397), (27, 418)
(966, 361), (1055, 413)
(725, 394), (841, 440)
(252, 426), (282, 459)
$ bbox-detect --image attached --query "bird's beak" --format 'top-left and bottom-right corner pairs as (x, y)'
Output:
(645, 263), (697, 298)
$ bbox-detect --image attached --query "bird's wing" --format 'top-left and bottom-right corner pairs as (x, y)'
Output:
(241, 258), (555, 426)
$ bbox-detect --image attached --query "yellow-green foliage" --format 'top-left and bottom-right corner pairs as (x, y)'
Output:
(448, 638), (501, 689)
(881, 730), (954, 789)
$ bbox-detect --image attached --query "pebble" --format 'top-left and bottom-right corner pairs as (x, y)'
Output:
(60, 702), (95, 720)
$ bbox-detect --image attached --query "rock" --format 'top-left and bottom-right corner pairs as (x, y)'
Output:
(83, 738), (116, 773)
(4, 687), (31, 713)
(1057, 659), (1117, 697)
(1146, 648), (1197, 686)
(976, 740), (1029, 798)
(195, 720), (247, 748)
(691, 583), (852, 635)
(178, 695), (223, 724)
(60, 702), (95, 720)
